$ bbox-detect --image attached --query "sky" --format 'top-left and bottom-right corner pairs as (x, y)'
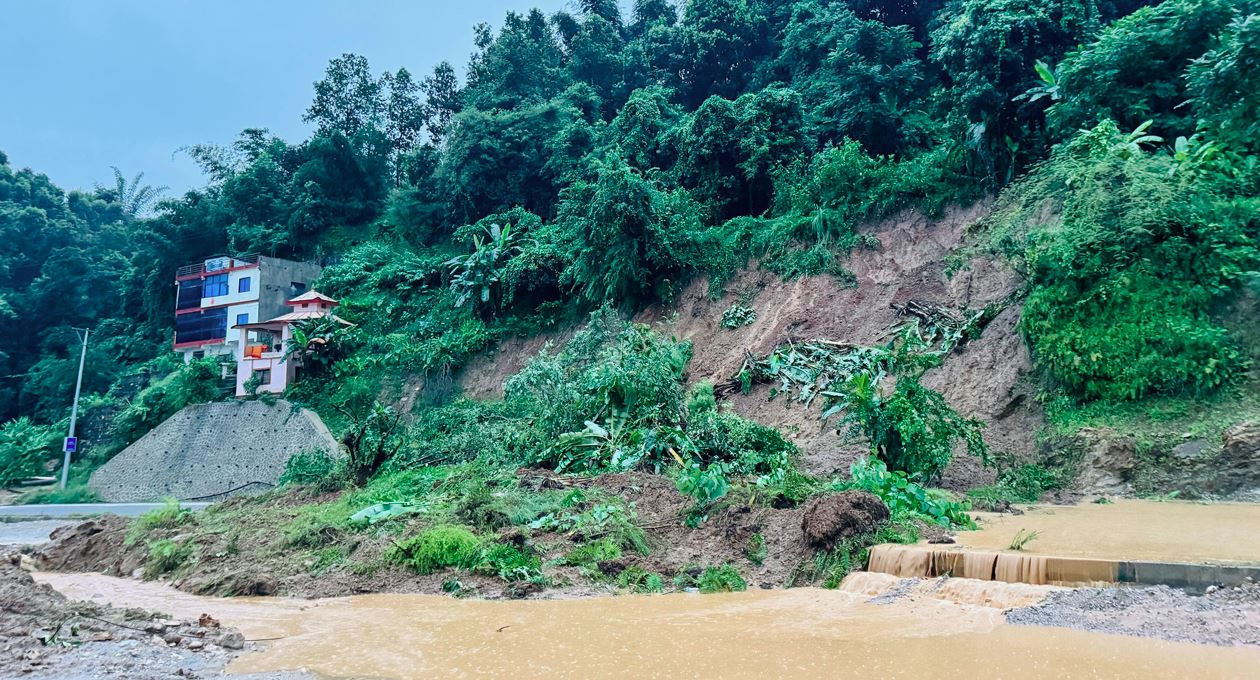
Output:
(0, 0), (572, 194)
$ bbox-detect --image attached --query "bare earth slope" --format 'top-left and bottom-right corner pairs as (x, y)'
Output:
(458, 205), (1042, 489)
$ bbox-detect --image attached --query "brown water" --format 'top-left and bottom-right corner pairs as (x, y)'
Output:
(958, 499), (1260, 564)
(36, 572), (1260, 679)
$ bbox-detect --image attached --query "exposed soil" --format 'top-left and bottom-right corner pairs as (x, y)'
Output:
(35, 472), (894, 600)
(801, 491), (890, 549)
(643, 205), (1037, 486)
(1007, 581), (1260, 647)
(453, 206), (1043, 490)
(0, 554), (304, 679)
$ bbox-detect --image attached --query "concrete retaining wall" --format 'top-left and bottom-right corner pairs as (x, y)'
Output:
(89, 399), (338, 502)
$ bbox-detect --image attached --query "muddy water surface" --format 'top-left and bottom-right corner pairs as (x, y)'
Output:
(959, 499), (1260, 564)
(37, 571), (1260, 679)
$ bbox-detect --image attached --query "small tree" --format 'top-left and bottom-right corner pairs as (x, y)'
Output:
(445, 223), (519, 313)
(283, 317), (354, 377)
(335, 401), (405, 486)
(834, 370), (988, 481)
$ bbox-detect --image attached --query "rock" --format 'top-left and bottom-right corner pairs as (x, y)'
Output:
(187, 639), (205, 651)
(198, 613), (221, 629)
(131, 568), (146, 579)
(1074, 428), (1138, 495)
(1172, 439), (1210, 460)
(163, 632), (183, 645)
(215, 630), (245, 650)
(1209, 422), (1260, 496)
(800, 491), (890, 549)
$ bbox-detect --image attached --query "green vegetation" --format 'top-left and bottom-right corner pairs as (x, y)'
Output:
(1008, 529), (1042, 551)
(3, 0), (1259, 598)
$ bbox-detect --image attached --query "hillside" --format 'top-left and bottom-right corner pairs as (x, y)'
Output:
(4, 0), (1260, 597)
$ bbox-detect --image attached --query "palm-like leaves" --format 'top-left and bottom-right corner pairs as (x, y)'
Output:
(106, 167), (169, 217)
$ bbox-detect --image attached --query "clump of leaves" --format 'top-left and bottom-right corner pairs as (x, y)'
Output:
(846, 457), (974, 529)
(746, 533), (767, 565)
(695, 564), (747, 593)
(719, 304), (757, 329)
(617, 565), (664, 593)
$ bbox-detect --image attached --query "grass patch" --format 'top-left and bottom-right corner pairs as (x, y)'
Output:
(1008, 529), (1041, 551)
(145, 538), (192, 577)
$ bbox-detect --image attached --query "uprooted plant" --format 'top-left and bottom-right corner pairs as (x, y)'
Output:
(726, 303), (997, 480)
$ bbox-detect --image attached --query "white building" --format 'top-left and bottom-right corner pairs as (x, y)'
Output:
(232, 290), (351, 397)
(173, 255), (322, 363)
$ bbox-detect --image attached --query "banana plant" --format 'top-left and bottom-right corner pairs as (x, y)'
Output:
(445, 222), (520, 310)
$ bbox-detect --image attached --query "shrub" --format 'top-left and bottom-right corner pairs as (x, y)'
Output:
(278, 448), (345, 489)
(846, 457), (974, 529)
(696, 564), (747, 593)
(835, 372), (988, 480)
(617, 566), (664, 593)
(720, 304), (757, 329)
(145, 539), (192, 577)
(387, 525), (483, 574)
(0, 417), (60, 486)
(475, 543), (543, 582)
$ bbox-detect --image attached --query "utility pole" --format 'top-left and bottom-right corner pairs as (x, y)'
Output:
(60, 328), (89, 490)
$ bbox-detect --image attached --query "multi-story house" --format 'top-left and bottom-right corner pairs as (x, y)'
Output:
(173, 254), (322, 363)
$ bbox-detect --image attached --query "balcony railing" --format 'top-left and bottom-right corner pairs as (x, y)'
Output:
(176, 253), (260, 278)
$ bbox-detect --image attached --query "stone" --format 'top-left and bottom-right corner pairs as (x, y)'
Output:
(1074, 428), (1137, 495)
(1172, 439), (1210, 460)
(1207, 422), (1260, 496)
(215, 630), (245, 650)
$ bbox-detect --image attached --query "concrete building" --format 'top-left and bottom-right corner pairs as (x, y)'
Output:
(173, 255), (322, 363)
(232, 290), (351, 397)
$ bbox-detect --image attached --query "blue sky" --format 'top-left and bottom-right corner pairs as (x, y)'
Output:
(1, 1), (571, 194)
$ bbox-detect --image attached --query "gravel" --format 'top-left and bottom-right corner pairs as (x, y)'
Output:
(1007, 581), (1260, 647)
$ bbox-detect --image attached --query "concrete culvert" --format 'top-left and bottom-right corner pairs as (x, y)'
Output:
(801, 491), (890, 549)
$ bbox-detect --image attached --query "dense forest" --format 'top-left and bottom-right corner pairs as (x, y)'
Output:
(1, 0), (1258, 497)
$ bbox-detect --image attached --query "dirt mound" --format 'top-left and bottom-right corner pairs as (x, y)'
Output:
(37, 516), (137, 576)
(0, 555), (253, 678)
(801, 491), (890, 549)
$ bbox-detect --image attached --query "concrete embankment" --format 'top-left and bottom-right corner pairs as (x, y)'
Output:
(867, 500), (1260, 590)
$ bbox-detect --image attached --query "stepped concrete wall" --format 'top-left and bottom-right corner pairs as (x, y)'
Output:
(89, 399), (338, 502)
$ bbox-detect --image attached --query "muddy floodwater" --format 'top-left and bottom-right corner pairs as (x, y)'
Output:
(37, 571), (1260, 679)
(957, 499), (1260, 564)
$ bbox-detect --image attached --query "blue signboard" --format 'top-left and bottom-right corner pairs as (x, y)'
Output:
(64, 437), (77, 453)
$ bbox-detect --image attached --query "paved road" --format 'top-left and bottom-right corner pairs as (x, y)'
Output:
(0, 518), (74, 546)
(0, 502), (211, 519)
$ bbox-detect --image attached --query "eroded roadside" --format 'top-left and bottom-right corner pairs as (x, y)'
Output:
(0, 556), (311, 679)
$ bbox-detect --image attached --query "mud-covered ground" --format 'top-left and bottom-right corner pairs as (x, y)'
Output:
(0, 555), (310, 679)
(32, 473), (896, 600)
(1007, 581), (1260, 647)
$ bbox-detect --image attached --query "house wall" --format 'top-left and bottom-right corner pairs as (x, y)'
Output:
(257, 257), (322, 321)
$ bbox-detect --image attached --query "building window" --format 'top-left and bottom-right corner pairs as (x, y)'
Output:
(290, 281), (307, 296)
(238, 277), (251, 293)
(236, 313), (249, 327)
(174, 307), (228, 345)
(255, 369), (271, 386)
(203, 273), (228, 297)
